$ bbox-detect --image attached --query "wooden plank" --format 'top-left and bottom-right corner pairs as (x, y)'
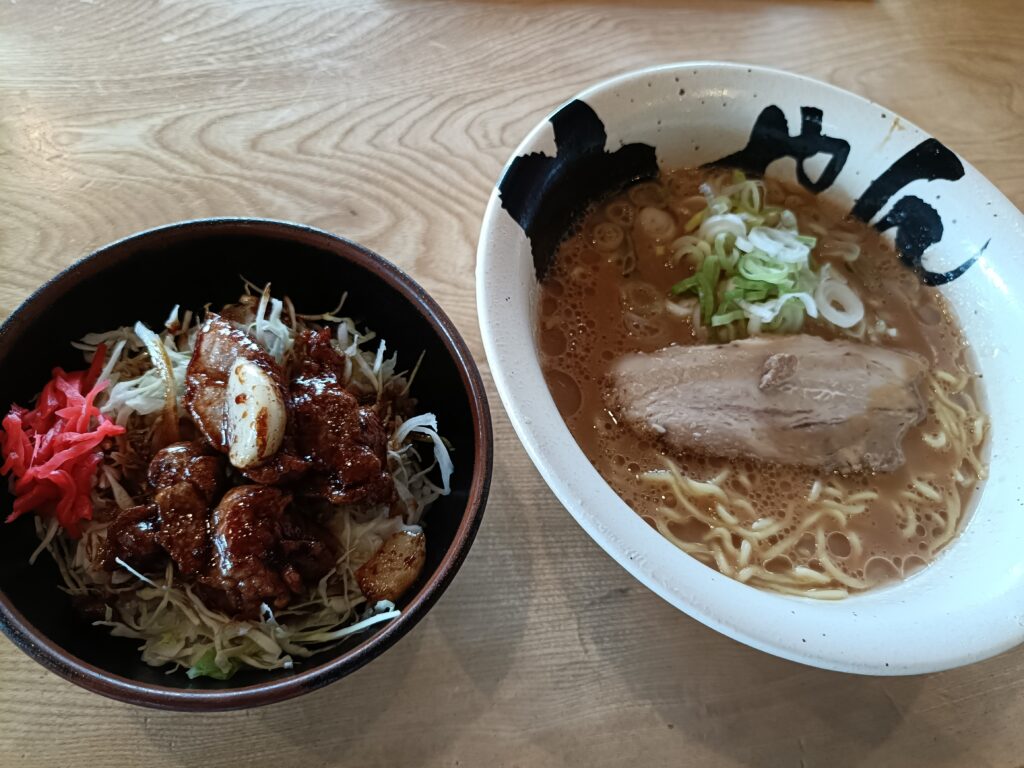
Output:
(0, 1), (1022, 766)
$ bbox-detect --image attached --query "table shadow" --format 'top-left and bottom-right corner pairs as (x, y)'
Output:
(427, 445), (536, 699)
(566, 579), (990, 768)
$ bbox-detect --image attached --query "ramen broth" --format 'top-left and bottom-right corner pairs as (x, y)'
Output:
(538, 168), (988, 596)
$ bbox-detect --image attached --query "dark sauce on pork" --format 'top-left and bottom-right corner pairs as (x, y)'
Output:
(99, 323), (398, 620)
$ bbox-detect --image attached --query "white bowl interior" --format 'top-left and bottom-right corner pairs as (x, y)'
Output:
(478, 63), (1024, 674)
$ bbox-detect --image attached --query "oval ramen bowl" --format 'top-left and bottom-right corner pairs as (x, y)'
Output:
(477, 63), (1024, 674)
(0, 219), (492, 709)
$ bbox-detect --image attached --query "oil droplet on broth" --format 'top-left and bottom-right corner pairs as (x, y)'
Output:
(544, 369), (582, 418)
(827, 532), (852, 558)
(539, 327), (567, 355)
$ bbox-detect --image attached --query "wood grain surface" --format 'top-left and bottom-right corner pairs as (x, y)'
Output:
(2, 1), (1024, 766)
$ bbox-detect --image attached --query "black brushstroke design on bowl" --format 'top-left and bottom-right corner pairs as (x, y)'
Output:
(852, 138), (971, 285)
(498, 99), (979, 286)
(705, 105), (850, 193)
(705, 106), (975, 285)
(498, 100), (658, 279)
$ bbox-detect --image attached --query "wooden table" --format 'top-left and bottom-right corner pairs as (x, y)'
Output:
(2, 1), (1023, 766)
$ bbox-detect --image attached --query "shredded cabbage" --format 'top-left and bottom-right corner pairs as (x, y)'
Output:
(245, 285), (294, 365)
(395, 413), (453, 496)
(670, 170), (864, 338)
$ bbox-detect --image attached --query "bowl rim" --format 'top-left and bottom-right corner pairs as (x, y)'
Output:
(0, 217), (494, 710)
(477, 61), (1024, 675)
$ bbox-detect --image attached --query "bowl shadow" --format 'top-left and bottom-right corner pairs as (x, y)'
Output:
(566, 576), (1013, 767)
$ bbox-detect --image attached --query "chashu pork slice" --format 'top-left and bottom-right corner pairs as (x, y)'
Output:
(609, 335), (928, 473)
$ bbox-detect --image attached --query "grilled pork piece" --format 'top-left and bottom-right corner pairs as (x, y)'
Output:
(290, 329), (395, 505)
(100, 503), (164, 572)
(101, 442), (226, 573)
(148, 440), (226, 502)
(609, 335), (927, 473)
(152, 482), (211, 576)
(184, 315), (288, 469)
(199, 485), (337, 619)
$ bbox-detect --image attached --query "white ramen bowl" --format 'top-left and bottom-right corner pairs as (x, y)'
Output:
(477, 63), (1024, 674)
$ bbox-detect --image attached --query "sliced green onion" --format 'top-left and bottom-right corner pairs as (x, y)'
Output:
(711, 309), (747, 327)
(738, 251), (791, 283)
(684, 208), (707, 233)
(768, 298), (808, 333)
(664, 172), (864, 337)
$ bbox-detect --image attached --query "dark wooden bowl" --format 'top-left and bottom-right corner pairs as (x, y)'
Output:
(0, 219), (492, 710)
